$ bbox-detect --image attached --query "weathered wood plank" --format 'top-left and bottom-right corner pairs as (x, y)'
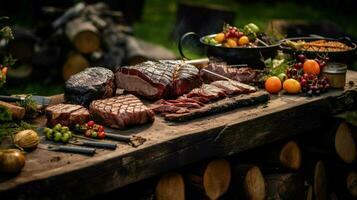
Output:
(1, 70), (357, 200)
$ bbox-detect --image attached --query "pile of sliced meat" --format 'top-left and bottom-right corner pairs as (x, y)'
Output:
(115, 60), (201, 100)
(151, 80), (256, 114)
(89, 94), (155, 129)
(201, 62), (259, 83)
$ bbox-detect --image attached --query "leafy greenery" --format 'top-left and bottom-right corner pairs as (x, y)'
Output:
(15, 95), (38, 118)
(0, 106), (12, 122)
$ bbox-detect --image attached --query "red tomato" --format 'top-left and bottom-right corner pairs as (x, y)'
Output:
(98, 132), (106, 139)
(87, 120), (95, 127)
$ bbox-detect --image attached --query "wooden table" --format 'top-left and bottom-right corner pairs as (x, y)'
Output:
(1, 71), (357, 200)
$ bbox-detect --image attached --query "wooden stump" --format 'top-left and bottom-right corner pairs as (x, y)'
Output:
(265, 173), (305, 200)
(186, 158), (231, 200)
(62, 52), (90, 80)
(305, 185), (313, 200)
(347, 171), (357, 197)
(279, 141), (302, 170)
(65, 18), (101, 54)
(231, 164), (266, 200)
(335, 122), (356, 164)
(155, 172), (185, 200)
(313, 160), (328, 200)
(303, 121), (356, 164)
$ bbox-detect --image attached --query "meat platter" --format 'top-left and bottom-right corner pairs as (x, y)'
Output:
(48, 59), (269, 130)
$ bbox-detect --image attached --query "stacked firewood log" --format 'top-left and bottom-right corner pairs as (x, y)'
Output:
(1, 2), (176, 82)
(150, 118), (356, 200)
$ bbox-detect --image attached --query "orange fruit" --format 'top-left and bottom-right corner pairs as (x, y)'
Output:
(283, 79), (301, 94)
(265, 76), (282, 94)
(238, 36), (250, 46)
(227, 39), (237, 47)
(214, 33), (225, 43)
(303, 59), (320, 75)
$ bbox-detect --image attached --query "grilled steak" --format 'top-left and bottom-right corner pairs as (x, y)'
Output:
(65, 67), (116, 107)
(89, 94), (155, 129)
(201, 63), (258, 83)
(115, 60), (201, 99)
(46, 104), (90, 127)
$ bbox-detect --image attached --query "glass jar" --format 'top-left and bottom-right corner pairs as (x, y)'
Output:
(322, 62), (347, 89)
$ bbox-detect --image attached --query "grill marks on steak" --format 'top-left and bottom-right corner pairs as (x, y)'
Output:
(46, 104), (90, 127)
(201, 63), (258, 83)
(152, 80), (256, 115)
(89, 94), (155, 129)
(115, 60), (200, 99)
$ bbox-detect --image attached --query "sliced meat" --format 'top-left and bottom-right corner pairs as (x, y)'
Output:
(186, 84), (227, 100)
(201, 62), (258, 83)
(115, 60), (201, 99)
(151, 104), (182, 113)
(46, 104), (90, 127)
(211, 80), (256, 95)
(65, 67), (115, 107)
(89, 94), (155, 129)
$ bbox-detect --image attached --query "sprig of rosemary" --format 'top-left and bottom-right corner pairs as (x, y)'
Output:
(16, 95), (38, 118)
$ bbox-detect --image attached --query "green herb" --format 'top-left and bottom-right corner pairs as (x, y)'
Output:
(16, 95), (38, 118)
(0, 105), (12, 122)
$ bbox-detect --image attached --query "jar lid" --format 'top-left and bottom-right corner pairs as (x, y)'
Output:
(323, 62), (347, 73)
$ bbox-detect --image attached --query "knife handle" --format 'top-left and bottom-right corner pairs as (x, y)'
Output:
(82, 141), (117, 150)
(0, 95), (21, 102)
(105, 133), (131, 142)
(58, 145), (96, 155)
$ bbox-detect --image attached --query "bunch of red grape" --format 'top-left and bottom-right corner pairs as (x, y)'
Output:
(286, 54), (330, 96)
(223, 25), (244, 39)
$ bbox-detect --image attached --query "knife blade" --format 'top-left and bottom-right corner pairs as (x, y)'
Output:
(0, 95), (51, 106)
(69, 140), (117, 150)
(38, 143), (96, 155)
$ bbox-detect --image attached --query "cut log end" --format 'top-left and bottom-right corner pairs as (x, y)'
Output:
(244, 166), (266, 200)
(347, 171), (357, 197)
(314, 160), (327, 200)
(306, 185), (313, 200)
(203, 159), (231, 200)
(155, 172), (185, 200)
(73, 31), (101, 54)
(280, 140), (302, 170)
(265, 173), (305, 200)
(335, 122), (356, 164)
(62, 52), (90, 80)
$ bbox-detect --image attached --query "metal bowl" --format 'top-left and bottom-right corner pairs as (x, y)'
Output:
(280, 36), (357, 66)
(178, 32), (281, 69)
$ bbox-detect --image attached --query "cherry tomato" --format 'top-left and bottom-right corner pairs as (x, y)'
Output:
(98, 132), (106, 139)
(87, 120), (95, 127)
(98, 125), (104, 132)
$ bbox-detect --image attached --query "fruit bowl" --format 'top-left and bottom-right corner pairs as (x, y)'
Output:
(178, 32), (281, 69)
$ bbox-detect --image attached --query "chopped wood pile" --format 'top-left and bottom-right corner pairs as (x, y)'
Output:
(109, 118), (357, 200)
(0, 2), (176, 82)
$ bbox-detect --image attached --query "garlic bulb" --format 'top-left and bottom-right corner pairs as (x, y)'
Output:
(0, 149), (26, 173)
(14, 130), (40, 149)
